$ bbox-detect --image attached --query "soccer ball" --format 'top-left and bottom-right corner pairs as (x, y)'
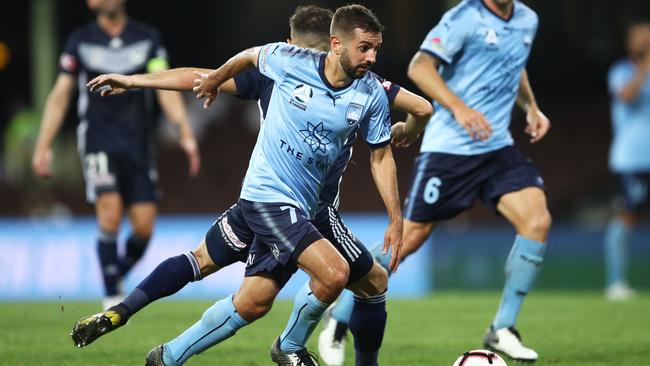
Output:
(452, 350), (507, 366)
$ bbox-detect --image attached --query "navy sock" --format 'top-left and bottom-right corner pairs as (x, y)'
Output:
(121, 234), (151, 276)
(349, 292), (387, 366)
(120, 253), (201, 319)
(97, 230), (120, 296)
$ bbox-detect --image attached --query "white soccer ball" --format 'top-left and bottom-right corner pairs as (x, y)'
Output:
(452, 350), (508, 366)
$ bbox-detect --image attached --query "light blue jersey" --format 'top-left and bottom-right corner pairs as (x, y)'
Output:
(240, 43), (391, 218)
(418, 0), (538, 155)
(607, 60), (650, 172)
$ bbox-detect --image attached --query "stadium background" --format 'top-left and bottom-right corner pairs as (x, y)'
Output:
(0, 0), (649, 301)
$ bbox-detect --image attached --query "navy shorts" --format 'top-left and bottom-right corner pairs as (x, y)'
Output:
(312, 204), (373, 285)
(404, 146), (545, 222)
(204, 202), (373, 287)
(239, 199), (323, 288)
(204, 204), (253, 267)
(81, 150), (159, 205)
(614, 173), (650, 212)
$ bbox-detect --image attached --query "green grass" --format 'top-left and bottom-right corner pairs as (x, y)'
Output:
(1, 292), (649, 365)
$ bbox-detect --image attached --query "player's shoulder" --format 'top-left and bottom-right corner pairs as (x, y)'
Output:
(263, 42), (323, 66)
(513, 1), (539, 25)
(359, 72), (390, 104)
(441, 0), (481, 24)
(609, 59), (633, 76)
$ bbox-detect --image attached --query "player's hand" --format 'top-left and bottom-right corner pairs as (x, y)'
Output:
(452, 104), (492, 141)
(32, 147), (53, 178)
(383, 217), (403, 273)
(391, 122), (421, 148)
(524, 106), (550, 143)
(193, 71), (220, 109)
(180, 136), (201, 177)
(87, 74), (133, 96)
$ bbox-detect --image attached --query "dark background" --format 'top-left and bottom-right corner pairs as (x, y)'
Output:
(1, 0), (649, 222)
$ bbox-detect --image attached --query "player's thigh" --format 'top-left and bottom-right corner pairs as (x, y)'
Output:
(127, 202), (157, 237)
(401, 219), (437, 260)
(202, 205), (252, 270)
(95, 192), (123, 231)
(497, 187), (552, 242)
(233, 273), (280, 321)
(346, 261), (387, 297)
(312, 204), (372, 285)
(297, 238), (349, 290)
(615, 173), (650, 224)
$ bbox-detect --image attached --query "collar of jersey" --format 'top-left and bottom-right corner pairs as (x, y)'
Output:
(318, 53), (357, 92)
(480, 0), (515, 23)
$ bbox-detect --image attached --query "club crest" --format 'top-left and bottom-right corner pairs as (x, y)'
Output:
(346, 103), (364, 126)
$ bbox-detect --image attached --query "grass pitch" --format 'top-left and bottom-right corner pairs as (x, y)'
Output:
(1, 291), (648, 365)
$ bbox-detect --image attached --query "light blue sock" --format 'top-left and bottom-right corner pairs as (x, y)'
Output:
(331, 290), (354, 324)
(604, 218), (630, 286)
(163, 295), (248, 365)
(370, 242), (392, 273)
(492, 235), (546, 330)
(279, 282), (330, 353)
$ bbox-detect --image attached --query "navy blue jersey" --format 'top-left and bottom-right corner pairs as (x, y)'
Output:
(59, 20), (169, 158)
(233, 67), (400, 209)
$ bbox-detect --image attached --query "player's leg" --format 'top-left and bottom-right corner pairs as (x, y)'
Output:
(149, 274), (278, 366)
(485, 186), (550, 362)
(120, 202), (156, 276)
(604, 173), (646, 300)
(94, 191), (124, 308)
(71, 206), (251, 347)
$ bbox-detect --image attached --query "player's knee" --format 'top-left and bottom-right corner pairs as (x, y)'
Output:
(235, 296), (273, 321)
(366, 264), (388, 295)
(191, 245), (218, 276)
(523, 209), (552, 242)
(317, 260), (349, 298)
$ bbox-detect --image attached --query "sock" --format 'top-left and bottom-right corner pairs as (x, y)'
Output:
(97, 229), (120, 296)
(279, 282), (330, 353)
(349, 292), (387, 366)
(163, 295), (248, 366)
(370, 242), (392, 273)
(119, 253), (202, 321)
(331, 289), (354, 324)
(604, 218), (630, 286)
(120, 234), (151, 276)
(492, 235), (546, 330)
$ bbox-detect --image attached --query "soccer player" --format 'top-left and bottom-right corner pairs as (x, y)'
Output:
(80, 5), (408, 366)
(319, 0), (551, 363)
(31, 0), (200, 310)
(603, 20), (650, 301)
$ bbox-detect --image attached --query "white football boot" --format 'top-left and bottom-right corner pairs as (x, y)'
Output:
(484, 326), (538, 363)
(605, 282), (636, 301)
(317, 317), (346, 366)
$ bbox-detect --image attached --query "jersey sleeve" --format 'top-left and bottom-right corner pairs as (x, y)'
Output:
(371, 72), (401, 103)
(257, 42), (296, 83)
(146, 27), (170, 73)
(419, 9), (472, 64)
(361, 88), (392, 148)
(58, 31), (81, 76)
(234, 68), (265, 100)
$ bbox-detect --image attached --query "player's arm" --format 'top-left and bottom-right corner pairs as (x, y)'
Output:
(369, 144), (403, 272)
(389, 87), (433, 148)
(193, 47), (261, 109)
(407, 51), (491, 141)
(32, 73), (76, 178)
(87, 67), (213, 95)
(516, 69), (550, 143)
(155, 90), (201, 177)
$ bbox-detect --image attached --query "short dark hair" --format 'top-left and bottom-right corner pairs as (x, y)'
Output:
(331, 4), (384, 38)
(289, 5), (333, 40)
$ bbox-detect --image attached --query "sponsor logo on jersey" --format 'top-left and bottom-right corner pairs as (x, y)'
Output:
(299, 121), (332, 153)
(346, 103), (364, 126)
(59, 53), (77, 72)
(485, 29), (499, 45)
(290, 83), (312, 111)
(218, 216), (249, 251)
